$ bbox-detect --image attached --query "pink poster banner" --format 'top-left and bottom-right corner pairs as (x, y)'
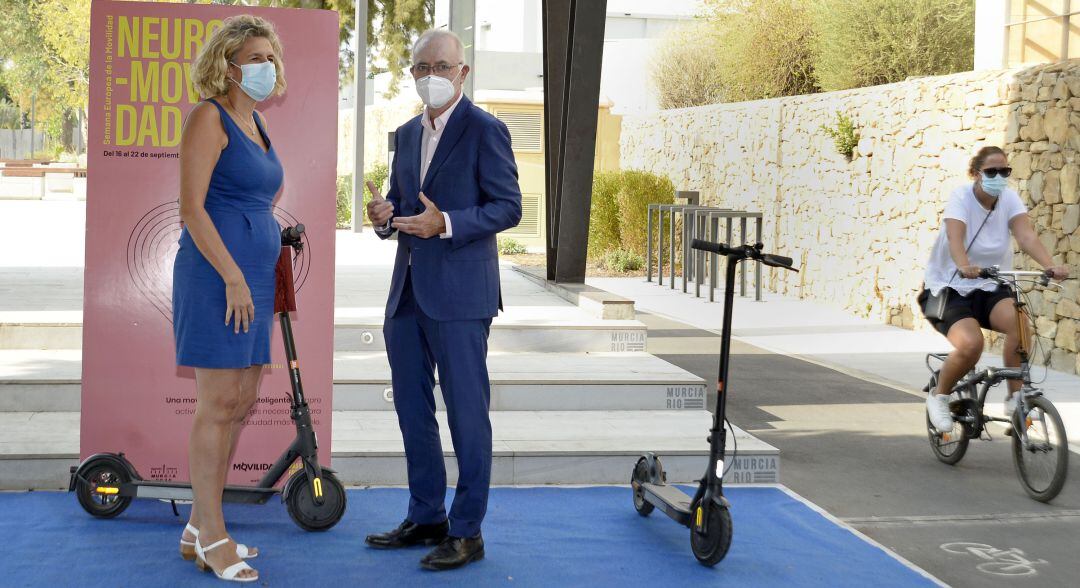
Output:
(83, 0), (339, 484)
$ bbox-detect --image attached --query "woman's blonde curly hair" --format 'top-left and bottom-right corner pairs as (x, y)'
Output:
(191, 15), (286, 99)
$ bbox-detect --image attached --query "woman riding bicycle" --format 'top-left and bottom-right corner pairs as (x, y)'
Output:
(919, 146), (1069, 432)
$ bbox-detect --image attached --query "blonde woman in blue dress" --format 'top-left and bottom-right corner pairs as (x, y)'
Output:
(173, 15), (286, 583)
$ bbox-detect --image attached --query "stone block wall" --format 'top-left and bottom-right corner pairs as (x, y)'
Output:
(621, 60), (1080, 372)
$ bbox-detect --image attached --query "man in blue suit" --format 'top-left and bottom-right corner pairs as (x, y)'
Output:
(363, 29), (522, 571)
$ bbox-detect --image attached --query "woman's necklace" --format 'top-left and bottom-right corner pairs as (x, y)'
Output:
(224, 96), (258, 138)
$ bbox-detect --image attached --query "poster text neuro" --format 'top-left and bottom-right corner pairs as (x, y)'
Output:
(102, 15), (223, 148)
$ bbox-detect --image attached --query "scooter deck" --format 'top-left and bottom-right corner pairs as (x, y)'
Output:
(642, 482), (693, 525)
(126, 481), (278, 504)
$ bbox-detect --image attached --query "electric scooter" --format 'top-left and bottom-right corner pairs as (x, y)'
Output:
(70, 224), (347, 531)
(631, 239), (796, 566)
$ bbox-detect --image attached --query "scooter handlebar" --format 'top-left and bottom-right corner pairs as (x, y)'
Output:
(690, 240), (797, 271)
(281, 223), (305, 248)
(761, 253), (794, 269)
(691, 239), (732, 255)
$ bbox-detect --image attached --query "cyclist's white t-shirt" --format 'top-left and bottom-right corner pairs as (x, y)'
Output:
(924, 184), (1027, 296)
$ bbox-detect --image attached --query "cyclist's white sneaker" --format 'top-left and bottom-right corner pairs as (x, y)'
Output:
(926, 392), (954, 431)
(1004, 393), (1018, 417)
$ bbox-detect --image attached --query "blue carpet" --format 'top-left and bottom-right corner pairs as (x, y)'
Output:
(2, 486), (934, 587)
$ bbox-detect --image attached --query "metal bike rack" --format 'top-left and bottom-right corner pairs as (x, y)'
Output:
(648, 196), (765, 303)
(646, 191), (700, 287)
(691, 208), (760, 300)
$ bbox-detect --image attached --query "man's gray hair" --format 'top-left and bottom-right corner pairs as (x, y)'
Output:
(411, 29), (465, 63)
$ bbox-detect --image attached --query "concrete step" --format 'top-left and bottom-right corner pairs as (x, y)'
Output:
(0, 311), (82, 350)
(0, 308), (647, 354)
(335, 306), (647, 353)
(0, 410), (779, 489)
(0, 350), (706, 412)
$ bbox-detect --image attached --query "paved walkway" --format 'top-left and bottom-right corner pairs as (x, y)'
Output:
(590, 274), (1080, 588)
(7, 200), (1080, 585)
(590, 275), (1080, 454)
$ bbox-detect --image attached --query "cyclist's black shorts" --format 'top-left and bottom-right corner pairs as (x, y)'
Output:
(917, 286), (1014, 336)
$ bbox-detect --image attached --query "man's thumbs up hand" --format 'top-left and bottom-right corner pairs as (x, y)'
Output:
(366, 180), (394, 226)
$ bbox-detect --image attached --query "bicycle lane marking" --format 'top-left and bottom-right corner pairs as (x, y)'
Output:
(940, 541), (1049, 577)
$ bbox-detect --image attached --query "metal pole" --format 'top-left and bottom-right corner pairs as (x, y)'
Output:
(694, 211), (703, 298)
(755, 217), (763, 302)
(450, 0), (476, 99)
(682, 207), (692, 293)
(739, 217), (748, 297)
(709, 215), (718, 302)
(657, 209), (664, 286)
(30, 92), (36, 157)
(668, 206), (676, 289)
(646, 205), (653, 282)
(351, 0), (368, 233)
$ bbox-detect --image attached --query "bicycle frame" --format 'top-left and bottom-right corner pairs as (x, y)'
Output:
(927, 269), (1052, 435)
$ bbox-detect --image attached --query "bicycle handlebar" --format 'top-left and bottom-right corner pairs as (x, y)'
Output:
(978, 266), (1053, 286)
(691, 240), (797, 271)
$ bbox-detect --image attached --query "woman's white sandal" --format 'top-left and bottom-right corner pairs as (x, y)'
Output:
(195, 537), (259, 583)
(180, 524), (258, 561)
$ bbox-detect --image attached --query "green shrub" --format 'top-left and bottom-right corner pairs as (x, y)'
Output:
(336, 163), (391, 229)
(706, 0), (820, 102)
(820, 111), (860, 159)
(614, 170), (675, 257)
(653, 0), (975, 105)
(651, 21), (729, 109)
(813, 0), (975, 91)
(586, 169), (674, 261)
(0, 99), (21, 130)
(363, 162), (390, 219)
(653, 0), (818, 108)
(601, 249), (645, 273)
(498, 237), (528, 255)
(336, 174), (353, 229)
(588, 171), (624, 259)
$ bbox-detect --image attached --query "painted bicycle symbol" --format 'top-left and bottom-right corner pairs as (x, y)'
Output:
(941, 542), (1048, 577)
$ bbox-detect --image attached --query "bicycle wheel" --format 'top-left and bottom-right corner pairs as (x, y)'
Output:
(1012, 396), (1069, 502)
(927, 410), (970, 465)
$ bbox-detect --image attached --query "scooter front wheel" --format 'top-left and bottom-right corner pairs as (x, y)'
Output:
(690, 502), (732, 567)
(631, 456), (655, 516)
(284, 470), (347, 531)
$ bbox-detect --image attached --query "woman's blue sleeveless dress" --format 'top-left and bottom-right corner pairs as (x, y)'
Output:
(172, 98), (283, 368)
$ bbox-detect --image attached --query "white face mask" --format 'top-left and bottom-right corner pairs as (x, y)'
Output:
(229, 61), (276, 102)
(415, 69), (461, 109)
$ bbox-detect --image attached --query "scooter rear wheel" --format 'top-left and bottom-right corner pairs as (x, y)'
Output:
(631, 457), (655, 516)
(690, 501), (732, 567)
(284, 470), (347, 531)
(75, 459), (132, 518)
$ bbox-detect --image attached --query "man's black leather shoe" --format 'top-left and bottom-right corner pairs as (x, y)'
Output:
(365, 520), (449, 549)
(420, 534), (485, 570)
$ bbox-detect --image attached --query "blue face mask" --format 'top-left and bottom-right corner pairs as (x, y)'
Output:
(980, 172), (1007, 197)
(229, 61), (276, 102)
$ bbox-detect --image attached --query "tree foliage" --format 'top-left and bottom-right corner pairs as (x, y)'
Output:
(707, 0), (819, 102)
(651, 21), (728, 109)
(0, 0), (432, 141)
(653, 0), (818, 109)
(812, 0), (976, 91)
(653, 0), (976, 108)
(366, 0), (434, 96)
(0, 0), (90, 138)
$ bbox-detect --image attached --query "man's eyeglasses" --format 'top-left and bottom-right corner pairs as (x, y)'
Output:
(982, 167), (1012, 178)
(411, 62), (461, 76)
